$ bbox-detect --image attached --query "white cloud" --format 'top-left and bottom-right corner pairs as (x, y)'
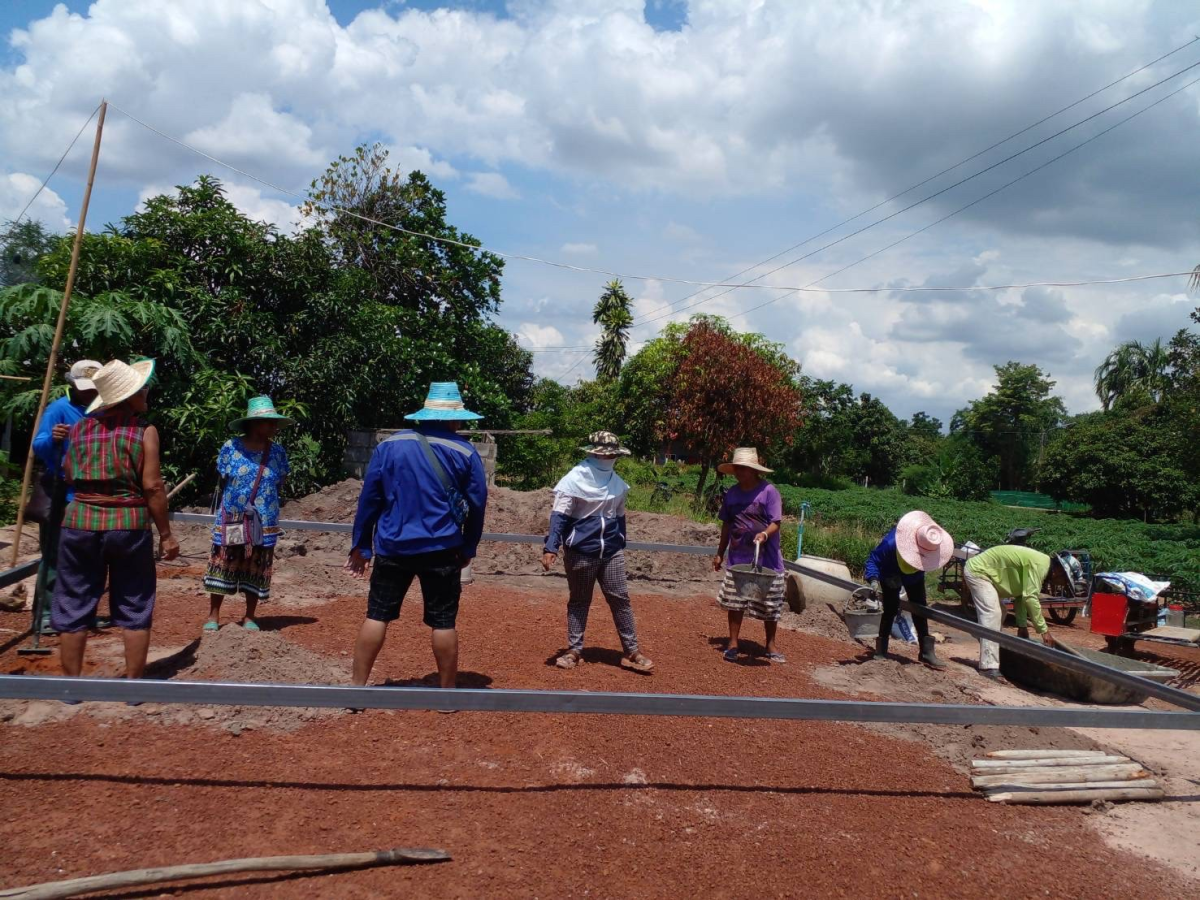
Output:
(516, 322), (565, 349)
(465, 171), (519, 200)
(0, 173), (72, 230)
(561, 242), (597, 255)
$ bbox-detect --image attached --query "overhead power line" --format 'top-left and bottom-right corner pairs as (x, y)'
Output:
(628, 35), (1200, 326)
(5, 103), (102, 229)
(630, 54), (1200, 329)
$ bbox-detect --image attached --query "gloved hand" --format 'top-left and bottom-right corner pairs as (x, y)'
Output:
(868, 579), (882, 600)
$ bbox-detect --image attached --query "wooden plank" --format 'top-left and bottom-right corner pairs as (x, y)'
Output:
(972, 765), (1147, 787)
(1142, 626), (1200, 643)
(983, 780), (1157, 795)
(987, 786), (1164, 805)
(972, 755), (1128, 770)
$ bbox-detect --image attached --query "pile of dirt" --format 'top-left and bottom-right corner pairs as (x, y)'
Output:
(274, 480), (720, 593)
(781, 600), (853, 643)
(811, 654), (1106, 771)
(2, 627), (349, 733)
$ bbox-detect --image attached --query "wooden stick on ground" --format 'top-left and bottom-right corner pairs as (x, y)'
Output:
(166, 472), (196, 500)
(987, 786), (1164, 805)
(984, 749), (1112, 760)
(982, 780), (1158, 795)
(971, 755), (1128, 770)
(972, 765), (1149, 788)
(0, 847), (451, 900)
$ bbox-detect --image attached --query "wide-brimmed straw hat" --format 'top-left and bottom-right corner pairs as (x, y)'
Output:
(895, 510), (953, 572)
(85, 359), (156, 413)
(66, 359), (102, 391)
(717, 447), (773, 475)
(405, 382), (483, 421)
(580, 431), (631, 456)
(230, 395), (293, 432)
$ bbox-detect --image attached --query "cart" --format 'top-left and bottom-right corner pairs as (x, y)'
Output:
(938, 548), (1093, 625)
(1089, 590), (1200, 655)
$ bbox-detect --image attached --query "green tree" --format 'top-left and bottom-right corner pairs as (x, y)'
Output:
(842, 393), (908, 487)
(1094, 338), (1171, 411)
(1, 219), (58, 287)
(902, 434), (993, 501)
(592, 279), (633, 381)
(786, 377), (857, 479)
(1041, 410), (1197, 521)
(952, 362), (1065, 490)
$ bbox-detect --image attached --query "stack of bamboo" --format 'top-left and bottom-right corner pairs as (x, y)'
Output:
(971, 750), (1163, 805)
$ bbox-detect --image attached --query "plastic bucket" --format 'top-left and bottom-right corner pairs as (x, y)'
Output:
(728, 565), (779, 605)
(844, 609), (882, 642)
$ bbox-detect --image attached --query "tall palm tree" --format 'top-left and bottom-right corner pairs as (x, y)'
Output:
(1094, 338), (1170, 410)
(593, 279), (633, 381)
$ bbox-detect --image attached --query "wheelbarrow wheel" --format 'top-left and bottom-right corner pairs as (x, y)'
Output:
(1048, 606), (1077, 625)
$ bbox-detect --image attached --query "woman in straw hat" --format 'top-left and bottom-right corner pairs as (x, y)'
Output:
(203, 396), (293, 632)
(863, 511), (952, 669)
(712, 448), (788, 663)
(542, 432), (653, 672)
(52, 358), (180, 682)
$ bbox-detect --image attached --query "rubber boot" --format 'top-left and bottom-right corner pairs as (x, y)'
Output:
(919, 635), (947, 670)
(874, 634), (889, 659)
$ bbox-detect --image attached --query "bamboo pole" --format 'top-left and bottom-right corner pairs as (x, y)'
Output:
(987, 786), (1163, 805)
(972, 765), (1148, 787)
(0, 847), (450, 900)
(8, 101), (107, 569)
(0, 375), (33, 381)
(983, 780), (1158, 795)
(166, 472), (196, 500)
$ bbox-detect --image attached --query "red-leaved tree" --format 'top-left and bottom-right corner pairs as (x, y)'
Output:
(664, 320), (803, 504)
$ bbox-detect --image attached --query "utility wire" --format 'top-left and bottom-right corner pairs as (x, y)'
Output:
(631, 55), (1200, 329)
(5, 103), (101, 229)
(652, 70), (1200, 327)
(628, 36), (1200, 326)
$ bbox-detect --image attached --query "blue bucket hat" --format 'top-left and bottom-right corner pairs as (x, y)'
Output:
(405, 382), (484, 421)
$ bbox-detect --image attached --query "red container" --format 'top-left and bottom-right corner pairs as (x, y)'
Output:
(1089, 592), (1129, 636)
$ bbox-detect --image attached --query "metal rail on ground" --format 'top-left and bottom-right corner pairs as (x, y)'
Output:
(2, 675), (1197, 729)
(4, 514), (1197, 714)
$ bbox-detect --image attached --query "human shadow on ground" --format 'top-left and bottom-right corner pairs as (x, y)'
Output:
(0, 769), (981, 801)
(543, 647), (655, 675)
(383, 671), (494, 689)
(144, 639), (201, 681)
(252, 615), (318, 632)
(703, 637), (771, 667)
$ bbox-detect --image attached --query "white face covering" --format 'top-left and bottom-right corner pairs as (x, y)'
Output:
(552, 454), (629, 502)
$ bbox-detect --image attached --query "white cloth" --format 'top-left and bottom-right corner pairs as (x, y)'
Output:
(965, 570), (1003, 672)
(552, 456), (629, 503)
(1096, 572), (1171, 603)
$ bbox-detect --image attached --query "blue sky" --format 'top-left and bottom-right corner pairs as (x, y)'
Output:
(3, 1), (1199, 425)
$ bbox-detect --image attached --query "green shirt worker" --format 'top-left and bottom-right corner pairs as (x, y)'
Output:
(963, 545), (1078, 681)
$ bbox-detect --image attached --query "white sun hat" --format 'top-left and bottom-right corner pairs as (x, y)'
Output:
(86, 359), (156, 413)
(66, 359), (103, 391)
(895, 510), (954, 572)
(717, 447), (773, 475)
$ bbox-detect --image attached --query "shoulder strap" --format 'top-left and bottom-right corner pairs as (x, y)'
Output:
(413, 430), (456, 496)
(246, 441), (271, 507)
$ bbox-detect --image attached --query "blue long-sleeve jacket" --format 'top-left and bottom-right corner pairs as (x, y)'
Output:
(351, 427), (488, 560)
(864, 527), (925, 587)
(33, 395), (88, 500)
(544, 492), (627, 559)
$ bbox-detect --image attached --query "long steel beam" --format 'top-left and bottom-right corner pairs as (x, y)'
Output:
(3, 675), (1197, 730)
(0, 559), (39, 591)
(783, 559), (1200, 712)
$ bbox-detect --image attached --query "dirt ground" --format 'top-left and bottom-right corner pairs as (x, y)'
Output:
(2, 486), (1199, 898)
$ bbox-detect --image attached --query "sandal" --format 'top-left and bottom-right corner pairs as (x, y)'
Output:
(765, 652), (787, 664)
(203, 621), (219, 633)
(555, 650), (583, 670)
(621, 653), (654, 672)
(722, 647), (740, 663)
(241, 620), (260, 632)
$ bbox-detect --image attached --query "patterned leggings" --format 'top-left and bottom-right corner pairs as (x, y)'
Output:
(564, 550), (639, 655)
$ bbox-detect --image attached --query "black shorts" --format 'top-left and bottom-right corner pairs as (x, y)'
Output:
(367, 549), (462, 629)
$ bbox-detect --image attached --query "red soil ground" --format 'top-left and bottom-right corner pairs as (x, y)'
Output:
(1, 570), (1197, 899)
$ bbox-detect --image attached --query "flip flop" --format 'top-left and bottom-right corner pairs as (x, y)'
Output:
(555, 651), (583, 670)
(722, 647), (740, 663)
(620, 653), (654, 673)
(202, 621), (219, 633)
(242, 620), (260, 632)
(765, 652), (787, 664)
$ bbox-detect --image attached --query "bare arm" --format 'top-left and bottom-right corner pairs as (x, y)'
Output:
(141, 425), (179, 560)
(713, 521), (731, 571)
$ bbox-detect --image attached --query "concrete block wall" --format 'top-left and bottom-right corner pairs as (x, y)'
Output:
(344, 428), (497, 486)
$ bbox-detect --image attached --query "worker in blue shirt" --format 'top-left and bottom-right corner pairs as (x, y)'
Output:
(863, 510), (953, 669)
(346, 383), (489, 696)
(30, 360), (101, 633)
